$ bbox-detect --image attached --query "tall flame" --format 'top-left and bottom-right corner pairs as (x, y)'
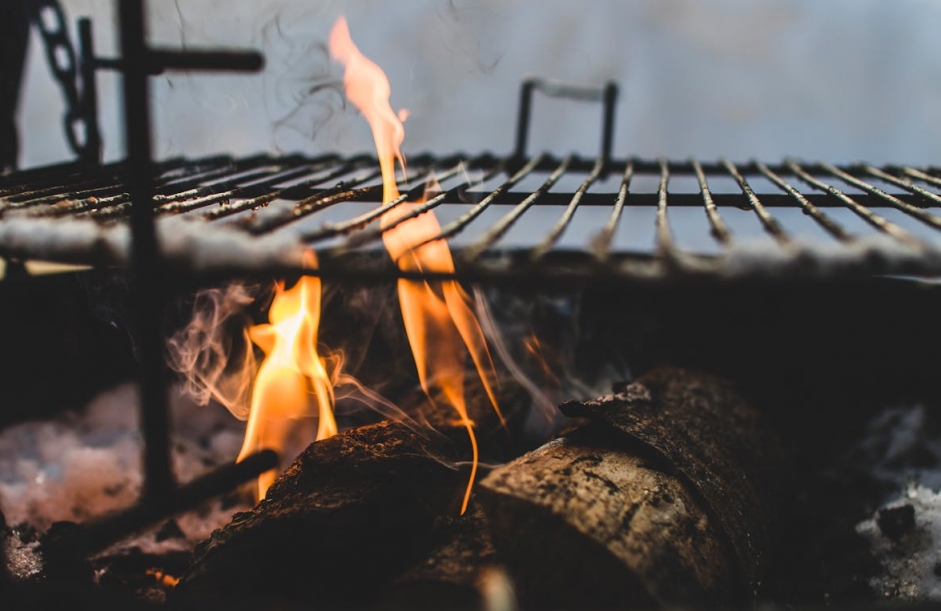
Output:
(329, 16), (501, 514)
(237, 251), (337, 499)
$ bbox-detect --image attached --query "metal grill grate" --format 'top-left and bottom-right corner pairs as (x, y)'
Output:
(4, 152), (941, 283)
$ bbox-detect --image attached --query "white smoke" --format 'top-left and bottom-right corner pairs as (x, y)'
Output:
(166, 283), (259, 420)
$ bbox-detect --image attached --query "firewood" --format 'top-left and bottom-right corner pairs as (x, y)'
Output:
(176, 420), (472, 608)
(478, 365), (785, 609)
(0, 510), (10, 596)
(375, 501), (496, 611)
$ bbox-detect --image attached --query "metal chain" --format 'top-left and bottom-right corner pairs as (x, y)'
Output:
(27, 0), (91, 158)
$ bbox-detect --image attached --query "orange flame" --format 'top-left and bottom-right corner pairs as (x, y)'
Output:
(329, 16), (501, 514)
(237, 251), (337, 499)
(145, 568), (181, 588)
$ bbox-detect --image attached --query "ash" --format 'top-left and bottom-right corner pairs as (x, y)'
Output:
(0, 382), (250, 557)
(849, 405), (941, 601)
(857, 486), (941, 601)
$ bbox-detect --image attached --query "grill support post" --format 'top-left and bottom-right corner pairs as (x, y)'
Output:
(92, 0), (267, 537)
(77, 18), (102, 164)
(118, 0), (174, 501)
(0, 0), (29, 172)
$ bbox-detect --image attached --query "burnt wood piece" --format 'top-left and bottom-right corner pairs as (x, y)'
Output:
(0, 510), (9, 597)
(478, 366), (784, 609)
(376, 501), (496, 611)
(177, 420), (473, 608)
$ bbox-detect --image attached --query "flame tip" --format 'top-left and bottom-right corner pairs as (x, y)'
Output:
(332, 15), (503, 515)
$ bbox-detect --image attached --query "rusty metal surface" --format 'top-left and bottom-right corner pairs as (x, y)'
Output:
(4, 153), (941, 283)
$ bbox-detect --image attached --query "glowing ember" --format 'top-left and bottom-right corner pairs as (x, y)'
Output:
(329, 15), (502, 515)
(237, 251), (337, 499)
(146, 568), (181, 588)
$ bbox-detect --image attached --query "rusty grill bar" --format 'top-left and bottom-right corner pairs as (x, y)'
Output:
(4, 152), (941, 282)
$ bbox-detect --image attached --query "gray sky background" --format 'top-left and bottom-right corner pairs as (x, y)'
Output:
(17, 0), (941, 168)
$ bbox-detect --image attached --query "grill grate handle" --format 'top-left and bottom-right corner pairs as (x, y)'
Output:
(513, 78), (618, 176)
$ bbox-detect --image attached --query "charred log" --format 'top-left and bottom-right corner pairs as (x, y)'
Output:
(375, 501), (496, 611)
(478, 365), (786, 609)
(177, 420), (475, 608)
(0, 510), (9, 598)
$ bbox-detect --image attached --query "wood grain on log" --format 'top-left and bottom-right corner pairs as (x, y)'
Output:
(479, 365), (784, 608)
(560, 365), (783, 594)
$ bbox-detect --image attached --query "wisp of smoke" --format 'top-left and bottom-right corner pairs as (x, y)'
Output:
(166, 283), (259, 420)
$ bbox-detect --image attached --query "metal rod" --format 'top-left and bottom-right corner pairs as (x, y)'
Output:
(787, 160), (921, 248)
(755, 161), (850, 242)
(25, 159), (253, 217)
(862, 165), (941, 207)
(241, 155), (441, 234)
(329, 158), (506, 251)
(531, 156), (605, 260)
(244, 155), (438, 234)
(80, 449), (278, 554)
(201, 161), (363, 221)
(903, 166), (941, 190)
(119, 0), (174, 501)
(95, 49), (264, 75)
(155, 157), (326, 215)
(821, 161), (941, 232)
(150, 48), (264, 72)
(153, 154), (274, 195)
(424, 154), (543, 247)
(0, 157), (154, 197)
(0, 0), (28, 171)
(2, 155), (207, 211)
(601, 83), (618, 172)
(655, 157), (674, 254)
(304, 157), (471, 243)
(692, 158), (731, 245)
(723, 158), (789, 245)
(589, 159), (633, 262)
(512, 79), (618, 169)
(464, 156), (572, 262)
(512, 80), (535, 162)
(77, 18), (102, 163)
(3, 175), (118, 207)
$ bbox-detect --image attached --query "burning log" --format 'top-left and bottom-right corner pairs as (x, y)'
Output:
(477, 365), (785, 609)
(177, 420), (489, 608)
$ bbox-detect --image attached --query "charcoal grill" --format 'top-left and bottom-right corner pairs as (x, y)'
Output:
(4, 0), (941, 567)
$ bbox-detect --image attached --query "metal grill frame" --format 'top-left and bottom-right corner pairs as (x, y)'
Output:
(5, 152), (941, 285)
(0, 0), (277, 556)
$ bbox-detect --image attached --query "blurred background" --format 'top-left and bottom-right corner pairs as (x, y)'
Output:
(15, 0), (941, 168)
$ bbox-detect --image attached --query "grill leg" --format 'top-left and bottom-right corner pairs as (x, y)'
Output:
(0, 0), (29, 171)
(118, 0), (174, 500)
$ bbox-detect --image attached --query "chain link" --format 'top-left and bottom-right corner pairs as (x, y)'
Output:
(27, 0), (91, 158)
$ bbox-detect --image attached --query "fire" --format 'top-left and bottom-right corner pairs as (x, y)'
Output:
(329, 16), (502, 514)
(145, 568), (181, 588)
(237, 250), (337, 499)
